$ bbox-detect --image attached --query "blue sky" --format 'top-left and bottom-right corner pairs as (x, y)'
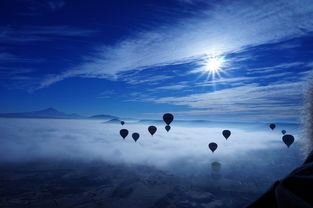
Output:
(1, 0), (313, 122)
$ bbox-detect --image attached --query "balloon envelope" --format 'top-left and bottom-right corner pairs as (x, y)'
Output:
(148, 126), (157, 136)
(163, 113), (174, 125)
(132, 133), (140, 142)
(222, 130), (231, 140)
(282, 134), (294, 147)
(120, 129), (128, 139)
(269, 123), (276, 130)
(121, 121), (125, 125)
(282, 130), (286, 135)
(165, 125), (171, 132)
(211, 162), (221, 172)
(208, 142), (218, 153)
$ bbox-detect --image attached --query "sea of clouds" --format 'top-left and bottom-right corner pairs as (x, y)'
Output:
(0, 118), (303, 176)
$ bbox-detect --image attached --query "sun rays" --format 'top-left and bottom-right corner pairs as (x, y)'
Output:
(201, 56), (226, 80)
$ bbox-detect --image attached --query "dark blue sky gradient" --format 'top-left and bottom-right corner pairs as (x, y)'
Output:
(1, 0), (313, 121)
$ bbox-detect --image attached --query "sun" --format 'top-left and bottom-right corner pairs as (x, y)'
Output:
(206, 57), (222, 71)
(201, 56), (225, 79)
(204, 56), (224, 73)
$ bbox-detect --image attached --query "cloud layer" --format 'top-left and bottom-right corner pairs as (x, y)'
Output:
(0, 118), (301, 171)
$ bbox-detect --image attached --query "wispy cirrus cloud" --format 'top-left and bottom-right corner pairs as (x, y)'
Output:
(144, 81), (305, 120)
(121, 74), (175, 85)
(96, 90), (116, 99)
(195, 70), (305, 87)
(246, 62), (308, 75)
(0, 26), (96, 43)
(0, 52), (43, 62)
(46, 0), (65, 11)
(23, 0), (65, 13)
(35, 0), (313, 88)
(154, 84), (187, 90)
(0, 24), (97, 90)
(116, 60), (312, 120)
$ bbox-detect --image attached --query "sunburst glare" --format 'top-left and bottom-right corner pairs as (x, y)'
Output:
(202, 56), (225, 79)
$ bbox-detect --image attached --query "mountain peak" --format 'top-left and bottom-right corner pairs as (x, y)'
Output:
(89, 114), (118, 120)
(39, 107), (59, 113)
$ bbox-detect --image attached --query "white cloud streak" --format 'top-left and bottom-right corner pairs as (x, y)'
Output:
(37, 0), (313, 88)
(0, 26), (96, 43)
(154, 84), (187, 90)
(145, 81), (304, 120)
(246, 62), (307, 75)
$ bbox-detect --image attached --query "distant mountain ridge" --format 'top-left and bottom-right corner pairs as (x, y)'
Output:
(0, 108), (82, 119)
(104, 118), (122, 124)
(0, 108), (122, 120)
(89, 114), (118, 120)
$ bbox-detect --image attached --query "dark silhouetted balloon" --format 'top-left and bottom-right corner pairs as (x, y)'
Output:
(211, 162), (221, 172)
(208, 142), (218, 153)
(132, 133), (140, 142)
(282, 134), (294, 148)
(148, 126), (157, 136)
(165, 125), (171, 132)
(120, 129), (128, 139)
(222, 130), (231, 140)
(282, 130), (286, 135)
(163, 113), (174, 125)
(269, 123), (276, 130)
(121, 121), (125, 125)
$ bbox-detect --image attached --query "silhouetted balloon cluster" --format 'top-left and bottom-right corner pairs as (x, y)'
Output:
(119, 121), (140, 142)
(208, 129), (232, 153)
(163, 113), (173, 132)
(119, 113), (174, 142)
(269, 123), (295, 148)
(120, 128), (141, 142)
(119, 118), (295, 149)
(208, 123), (295, 153)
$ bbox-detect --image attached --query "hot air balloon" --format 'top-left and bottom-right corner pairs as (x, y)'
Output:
(211, 162), (221, 172)
(208, 142), (218, 153)
(222, 130), (231, 140)
(148, 126), (157, 136)
(132, 133), (140, 142)
(120, 129), (128, 139)
(163, 113), (174, 125)
(121, 121), (125, 125)
(282, 130), (286, 135)
(165, 125), (171, 132)
(282, 134), (294, 148)
(269, 123), (276, 130)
